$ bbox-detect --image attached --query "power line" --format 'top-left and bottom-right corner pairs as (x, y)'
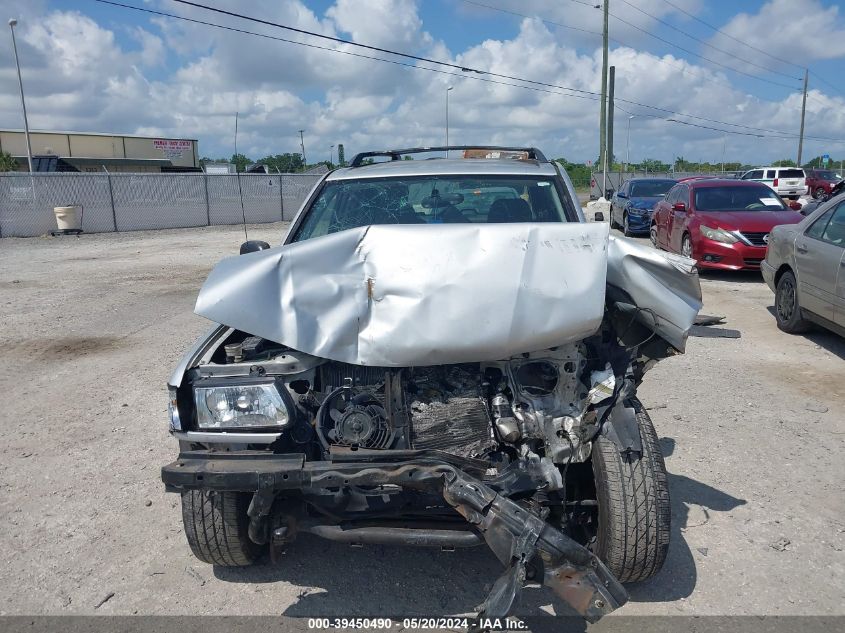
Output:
(91, 0), (845, 143)
(607, 11), (800, 90)
(90, 0), (600, 101)
(616, 0), (799, 81)
(460, 0), (798, 104)
(658, 0), (801, 70)
(462, 0), (603, 36)
(809, 70), (845, 99)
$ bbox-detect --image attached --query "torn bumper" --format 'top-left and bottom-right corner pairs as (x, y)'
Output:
(162, 452), (628, 622)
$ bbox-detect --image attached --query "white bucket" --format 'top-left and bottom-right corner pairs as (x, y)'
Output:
(53, 206), (82, 231)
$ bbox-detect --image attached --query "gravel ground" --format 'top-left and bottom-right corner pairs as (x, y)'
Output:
(0, 222), (842, 619)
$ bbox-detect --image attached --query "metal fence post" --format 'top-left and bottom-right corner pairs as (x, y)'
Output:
(104, 168), (117, 231)
(278, 171), (284, 221)
(203, 172), (211, 226)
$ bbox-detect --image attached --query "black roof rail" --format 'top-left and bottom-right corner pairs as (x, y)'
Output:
(349, 146), (547, 168)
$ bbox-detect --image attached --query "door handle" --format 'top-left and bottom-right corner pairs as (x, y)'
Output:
(796, 245), (808, 254)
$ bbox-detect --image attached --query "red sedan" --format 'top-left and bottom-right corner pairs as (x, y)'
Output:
(650, 179), (804, 271)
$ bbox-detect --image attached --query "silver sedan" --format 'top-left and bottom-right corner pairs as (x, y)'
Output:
(762, 198), (845, 336)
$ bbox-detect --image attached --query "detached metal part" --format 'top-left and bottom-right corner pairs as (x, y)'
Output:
(606, 236), (702, 352)
(162, 452), (627, 621)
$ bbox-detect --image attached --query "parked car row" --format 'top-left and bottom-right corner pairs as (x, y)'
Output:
(608, 175), (844, 339)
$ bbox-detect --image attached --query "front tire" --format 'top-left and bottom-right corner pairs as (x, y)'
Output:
(681, 233), (693, 259)
(181, 490), (263, 566)
(775, 270), (811, 333)
(650, 223), (659, 248)
(623, 213), (632, 237)
(592, 401), (670, 583)
(814, 187), (826, 199)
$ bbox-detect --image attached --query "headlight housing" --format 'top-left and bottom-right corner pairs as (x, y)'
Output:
(168, 387), (182, 431)
(699, 225), (739, 244)
(193, 380), (290, 429)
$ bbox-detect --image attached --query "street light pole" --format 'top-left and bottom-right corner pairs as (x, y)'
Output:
(445, 86), (453, 158)
(8, 19), (33, 173)
(298, 129), (306, 167)
(330, 144), (334, 167)
(625, 115), (634, 173)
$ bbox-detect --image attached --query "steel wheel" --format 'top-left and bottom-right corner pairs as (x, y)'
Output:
(775, 271), (811, 333)
(776, 275), (796, 321)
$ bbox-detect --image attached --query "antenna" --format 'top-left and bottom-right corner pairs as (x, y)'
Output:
(235, 111), (248, 241)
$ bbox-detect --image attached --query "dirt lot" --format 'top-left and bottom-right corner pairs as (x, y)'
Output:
(0, 223), (843, 619)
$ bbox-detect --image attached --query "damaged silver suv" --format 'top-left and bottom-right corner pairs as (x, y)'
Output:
(162, 146), (702, 622)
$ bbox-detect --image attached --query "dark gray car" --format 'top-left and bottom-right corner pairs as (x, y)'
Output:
(762, 198), (845, 336)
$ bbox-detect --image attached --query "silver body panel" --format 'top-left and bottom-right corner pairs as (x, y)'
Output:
(195, 222), (611, 366)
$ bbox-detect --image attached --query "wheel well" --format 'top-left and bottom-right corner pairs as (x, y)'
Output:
(774, 264), (793, 286)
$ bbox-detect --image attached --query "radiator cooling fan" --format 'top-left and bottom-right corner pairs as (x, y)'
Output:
(316, 387), (394, 450)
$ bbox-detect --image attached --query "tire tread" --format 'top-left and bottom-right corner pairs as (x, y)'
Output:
(181, 490), (260, 566)
(592, 401), (670, 583)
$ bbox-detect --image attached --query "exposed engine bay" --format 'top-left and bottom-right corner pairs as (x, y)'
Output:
(188, 330), (620, 477)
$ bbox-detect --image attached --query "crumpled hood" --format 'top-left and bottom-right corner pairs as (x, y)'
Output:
(195, 223), (610, 366)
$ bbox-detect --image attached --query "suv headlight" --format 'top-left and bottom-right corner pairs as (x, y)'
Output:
(168, 387), (182, 431)
(699, 225), (739, 244)
(193, 381), (290, 429)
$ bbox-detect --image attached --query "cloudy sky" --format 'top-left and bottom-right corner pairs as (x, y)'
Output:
(1, 0), (845, 166)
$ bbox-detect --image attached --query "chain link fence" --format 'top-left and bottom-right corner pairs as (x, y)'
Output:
(0, 172), (323, 238)
(589, 171), (742, 199)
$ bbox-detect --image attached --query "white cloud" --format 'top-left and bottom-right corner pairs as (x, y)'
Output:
(708, 0), (845, 64)
(0, 0), (843, 165)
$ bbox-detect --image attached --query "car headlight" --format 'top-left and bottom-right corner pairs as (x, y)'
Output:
(699, 225), (739, 244)
(193, 381), (290, 429)
(168, 387), (182, 431)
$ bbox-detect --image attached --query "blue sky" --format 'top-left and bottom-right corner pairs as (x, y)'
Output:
(2, 0), (845, 165)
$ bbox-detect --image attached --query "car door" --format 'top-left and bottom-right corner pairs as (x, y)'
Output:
(655, 186), (676, 247)
(794, 202), (845, 323)
(741, 169), (763, 183)
(611, 182), (628, 225)
(667, 184), (690, 252)
(763, 169), (777, 191)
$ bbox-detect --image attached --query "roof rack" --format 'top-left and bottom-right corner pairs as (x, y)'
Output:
(349, 146), (547, 168)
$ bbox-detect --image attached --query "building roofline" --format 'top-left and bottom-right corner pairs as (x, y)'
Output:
(0, 128), (197, 142)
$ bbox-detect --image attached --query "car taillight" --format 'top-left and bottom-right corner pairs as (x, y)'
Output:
(773, 178), (779, 187)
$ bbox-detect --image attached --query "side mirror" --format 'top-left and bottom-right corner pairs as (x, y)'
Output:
(239, 240), (271, 255)
(788, 200), (802, 211)
(604, 188), (615, 199)
(594, 211), (605, 222)
(616, 192), (627, 199)
(672, 202), (686, 212)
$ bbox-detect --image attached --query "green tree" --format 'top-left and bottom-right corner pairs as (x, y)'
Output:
(230, 153), (252, 173)
(0, 151), (19, 172)
(772, 158), (797, 167)
(256, 153), (305, 173)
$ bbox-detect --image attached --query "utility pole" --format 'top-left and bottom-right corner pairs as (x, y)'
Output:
(298, 129), (306, 167)
(9, 19), (33, 173)
(625, 115), (635, 172)
(233, 111), (239, 167)
(598, 0), (610, 197)
(606, 65), (615, 190)
(797, 68), (808, 166)
(446, 86), (453, 157)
